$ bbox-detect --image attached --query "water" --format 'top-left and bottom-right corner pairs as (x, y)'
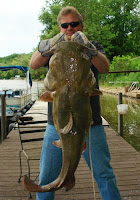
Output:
(100, 93), (140, 152)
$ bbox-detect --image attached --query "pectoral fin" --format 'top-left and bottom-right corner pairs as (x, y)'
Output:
(53, 139), (62, 148)
(90, 89), (103, 96)
(39, 90), (54, 102)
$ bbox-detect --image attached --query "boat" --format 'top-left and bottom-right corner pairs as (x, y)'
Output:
(0, 66), (35, 135)
(0, 88), (33, 117)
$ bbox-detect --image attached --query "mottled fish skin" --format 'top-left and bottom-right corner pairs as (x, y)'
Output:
(23, 41), (102, 192)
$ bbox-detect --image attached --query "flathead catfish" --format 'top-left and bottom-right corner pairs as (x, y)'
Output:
(23, 39), (102, 192)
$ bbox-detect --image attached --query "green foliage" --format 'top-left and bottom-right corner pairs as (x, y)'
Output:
(0, 53), (31, 66)
(0, 53), (31, 79)
(106, 0), (140, 58)
(110, 55), (132, 71)
(39, 4), (62, 40)
(30, 67), (47, 80)
(0, 53), (47, 80)
(131, 57), (140, 70)
(102, 56), (140, 85)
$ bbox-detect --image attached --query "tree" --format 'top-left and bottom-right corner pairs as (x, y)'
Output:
(38, 3), (62, 40)
(30, 67), (47, 80)
(38, 0), (115, 58)
(105, 0), (140, 57)
(38, 0), (140, 60)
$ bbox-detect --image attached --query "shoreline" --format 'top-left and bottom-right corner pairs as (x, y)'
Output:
(100, 86), (140, 99)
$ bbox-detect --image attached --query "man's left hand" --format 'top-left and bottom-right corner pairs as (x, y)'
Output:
(71, 31), (98, 59)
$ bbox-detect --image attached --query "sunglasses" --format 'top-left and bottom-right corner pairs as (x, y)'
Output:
(60, 21), (81, 29)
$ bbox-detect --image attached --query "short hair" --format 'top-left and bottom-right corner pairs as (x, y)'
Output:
(57, 6), (83, 24)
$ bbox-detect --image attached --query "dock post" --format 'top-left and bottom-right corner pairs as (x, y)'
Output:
(118, 93), (123, 137)
(37, 81), (39, 99)
(1, 92), (7, 142)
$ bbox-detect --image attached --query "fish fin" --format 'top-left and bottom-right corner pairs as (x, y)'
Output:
(82, 142), (87, 153)
(53, 139), (62, 148)
(90, 89), (103, 96)
(39, 90), (54, 102)
(23, 175), (42, 192)
(59, 113), (73, 134)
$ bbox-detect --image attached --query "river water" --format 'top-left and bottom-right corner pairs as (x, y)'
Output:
(0, 80), (140, 152)
(100, 93), (140, 152)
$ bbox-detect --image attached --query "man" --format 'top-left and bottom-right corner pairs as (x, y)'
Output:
(31, 6), (122, 200)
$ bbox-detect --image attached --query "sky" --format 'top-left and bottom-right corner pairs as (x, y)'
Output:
(0, 0), (46, 57)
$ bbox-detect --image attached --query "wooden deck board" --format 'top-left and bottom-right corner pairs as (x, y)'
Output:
(0, 101), (140, 200)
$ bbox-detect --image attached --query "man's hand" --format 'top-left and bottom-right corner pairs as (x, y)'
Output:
(38, 32), (65, 57)
(71, 31), (98, 59)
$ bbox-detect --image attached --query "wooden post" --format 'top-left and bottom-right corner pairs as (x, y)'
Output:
(1, 92), (7, 142)
(118, 92), (123, 137)
(37, 81), (39, 99)
(101, 74), (104, 85)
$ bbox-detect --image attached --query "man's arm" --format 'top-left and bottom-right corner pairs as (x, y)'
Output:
(91, 52), (109, 74)
(30, 50), (49, 69)
(72, 31), (109, 74)
(30, 48), (109, 73)
(30, 32), (65, 70)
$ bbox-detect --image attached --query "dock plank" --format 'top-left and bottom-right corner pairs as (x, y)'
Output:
(0, 101), (140, 200)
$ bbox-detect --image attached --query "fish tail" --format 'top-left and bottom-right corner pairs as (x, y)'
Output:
(23, 162), (70, 192)
(23, 175), (47, 192)
(23, 175), (65, 192)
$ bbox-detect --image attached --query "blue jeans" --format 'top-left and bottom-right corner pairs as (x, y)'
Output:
(36, 124), (121, 200)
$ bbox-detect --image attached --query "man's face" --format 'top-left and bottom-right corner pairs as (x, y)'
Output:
(59, 13), (83, 37)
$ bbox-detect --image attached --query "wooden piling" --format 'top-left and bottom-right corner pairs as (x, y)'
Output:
(0, 93), (7, 142)
(37, 81), (40, 99)
(118, 92), (123, 137)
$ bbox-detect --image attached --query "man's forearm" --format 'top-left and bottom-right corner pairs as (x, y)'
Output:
(30, 50), (49, 69)
(30, 33), (66, 70)
(91, 52), (109, 74)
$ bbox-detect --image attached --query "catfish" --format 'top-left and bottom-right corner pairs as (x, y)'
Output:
(23, 38), (102, 192)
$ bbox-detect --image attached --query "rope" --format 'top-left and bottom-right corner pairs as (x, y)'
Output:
(6, 103), (15, 112)
(89, 129), (96, 200)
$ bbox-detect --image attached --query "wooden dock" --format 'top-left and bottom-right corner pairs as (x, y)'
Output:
(100, 86), (140, 99)
(0, 101), (140, 200)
